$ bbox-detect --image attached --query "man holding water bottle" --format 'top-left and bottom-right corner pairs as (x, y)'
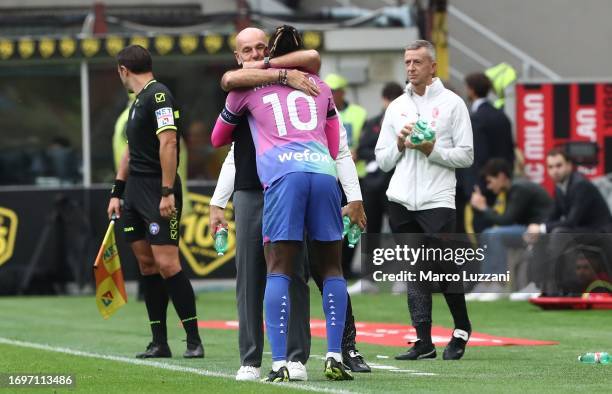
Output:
(375, 40), (474, 361)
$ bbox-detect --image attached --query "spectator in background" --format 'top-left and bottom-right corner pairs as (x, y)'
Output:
(526, 148), (612, 236)
(324, 73), (368, 279)
(573, 253), (612, 294)
(524, 147), (612, 297)
(349, 82), (404, 294)
(457, 72), (514, 233)
(467, 158), (552, 301)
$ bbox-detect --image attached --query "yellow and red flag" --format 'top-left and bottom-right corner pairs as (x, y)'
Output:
(93, 221), (127, 319)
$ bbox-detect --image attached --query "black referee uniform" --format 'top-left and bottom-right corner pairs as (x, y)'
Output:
(122, 78), (203, 359)
(123, 79), (182, 245)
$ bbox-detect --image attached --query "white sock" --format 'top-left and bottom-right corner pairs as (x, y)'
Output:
(272, 360), (287, 372)
(326, 352), (342, 363)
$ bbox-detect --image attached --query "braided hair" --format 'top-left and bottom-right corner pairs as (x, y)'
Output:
(268, 24), (304, 58)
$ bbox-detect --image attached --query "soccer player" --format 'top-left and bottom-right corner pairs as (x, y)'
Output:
(107, 45), (203, 359)
(210, 26), (369, 381)
(211, 26), (353, 382)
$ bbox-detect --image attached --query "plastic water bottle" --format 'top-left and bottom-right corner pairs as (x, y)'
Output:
(347, 224), (362, 248)
(342, 215), (351, 238)
(214, 225), (228, 256)
(410, 120), (435, 145)
(578, 352), (610, 364)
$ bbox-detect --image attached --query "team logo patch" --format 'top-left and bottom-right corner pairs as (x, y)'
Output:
(149, 222), (160, 235)
(155, 92), (166, 103)
(432, 107), (440, 118)
(155, 107), (175, 128)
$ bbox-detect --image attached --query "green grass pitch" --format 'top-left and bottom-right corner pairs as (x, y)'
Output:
(0, 287), (610, 393)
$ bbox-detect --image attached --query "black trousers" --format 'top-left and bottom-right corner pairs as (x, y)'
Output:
(387, 202), (470, 334)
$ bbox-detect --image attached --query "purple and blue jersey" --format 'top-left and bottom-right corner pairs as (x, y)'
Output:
(212, 74), (340, 189)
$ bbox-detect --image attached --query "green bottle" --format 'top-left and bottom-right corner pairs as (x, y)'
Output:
(578, 352), (610, 364)
(410, 120), (435, 144)
(347, 224), (361, 248)
(214, 225), (229, 256)
(342, 215), (351, 238)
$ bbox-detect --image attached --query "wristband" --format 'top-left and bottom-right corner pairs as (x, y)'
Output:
(110, 179), (126, 198)
(278, 69), (288, 86)
(161, 186), (174, 197)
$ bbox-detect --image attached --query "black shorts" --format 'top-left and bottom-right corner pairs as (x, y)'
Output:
(122, 175), (182, 246)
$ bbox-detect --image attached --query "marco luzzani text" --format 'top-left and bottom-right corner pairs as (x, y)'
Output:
(370, 245), (510, 283)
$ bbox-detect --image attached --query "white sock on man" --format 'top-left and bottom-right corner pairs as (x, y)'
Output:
(272, 360), (287, 372)
(326, 352), (342, 363)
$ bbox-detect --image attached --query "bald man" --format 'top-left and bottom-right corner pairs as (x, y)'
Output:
(209, 27), (370, 381)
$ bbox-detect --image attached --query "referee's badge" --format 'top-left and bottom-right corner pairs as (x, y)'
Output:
(149, 222), (160, 235)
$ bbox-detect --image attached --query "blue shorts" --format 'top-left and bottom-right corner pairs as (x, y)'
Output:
(263, 172), (342, 243)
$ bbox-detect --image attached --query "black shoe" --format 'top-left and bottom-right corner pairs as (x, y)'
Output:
(343, 348), (371, 373)
(443, 329), (470, 360)
(183, 341), (204, 359)
(324, 357), (354, 381)
(395, 340), (436, 360)
(136, 342), (172, 358)
(261, 366), (289, 382)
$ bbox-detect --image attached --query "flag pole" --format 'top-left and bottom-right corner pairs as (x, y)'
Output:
(93, 214), (117, 269)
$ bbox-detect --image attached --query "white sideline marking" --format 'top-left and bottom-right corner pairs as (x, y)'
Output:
(0, 337), (356, 394)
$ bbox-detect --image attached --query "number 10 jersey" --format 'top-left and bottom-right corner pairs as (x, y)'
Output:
(216, 74), (339, 189)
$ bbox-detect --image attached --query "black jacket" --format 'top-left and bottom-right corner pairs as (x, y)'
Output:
(233, 119), (262, 191)
(479, 179), (553, 226)
(357, 111), (393, 190)
(546, 171), (612, 232)
(457, 101), (515, 197)
(473, 101), (515, 167)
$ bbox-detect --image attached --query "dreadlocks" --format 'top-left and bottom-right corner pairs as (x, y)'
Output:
(268, 24), (304, 58)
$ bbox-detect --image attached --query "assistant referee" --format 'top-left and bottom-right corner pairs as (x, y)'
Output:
(107, 45), (203, 359)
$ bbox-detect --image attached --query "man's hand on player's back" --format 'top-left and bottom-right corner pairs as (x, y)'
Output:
(287, 70), (320, 96)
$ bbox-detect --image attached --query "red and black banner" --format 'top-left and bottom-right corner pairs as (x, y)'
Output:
(517, 82), (612, 192)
